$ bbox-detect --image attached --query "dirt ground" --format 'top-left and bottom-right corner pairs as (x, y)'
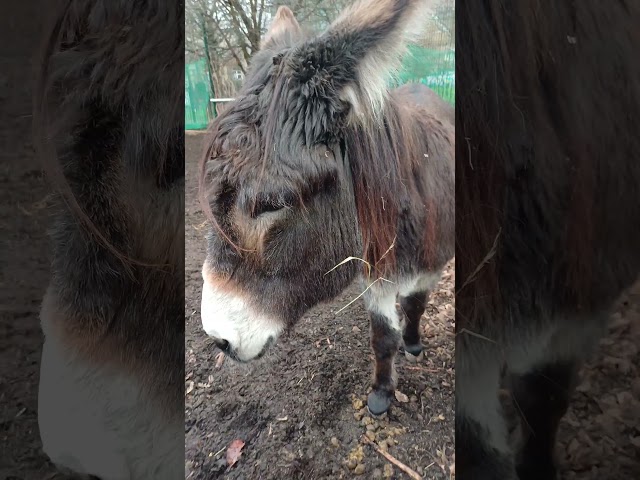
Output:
(0, 3), (60, 479)
(184, 132), (456, 480)
(555, 287), (640, 479)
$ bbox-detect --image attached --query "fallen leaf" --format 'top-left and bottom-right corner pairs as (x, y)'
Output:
(186, 381), (194, 395)
(226, 439), (245, 468)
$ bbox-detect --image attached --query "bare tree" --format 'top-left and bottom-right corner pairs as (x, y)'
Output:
(186, 0), (454, 101)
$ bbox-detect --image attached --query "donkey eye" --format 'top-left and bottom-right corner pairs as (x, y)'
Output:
(252, 200), (286, 217)
(250, 189), (298, 217)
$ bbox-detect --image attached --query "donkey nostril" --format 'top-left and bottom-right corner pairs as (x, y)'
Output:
(213, 338), (230, 352)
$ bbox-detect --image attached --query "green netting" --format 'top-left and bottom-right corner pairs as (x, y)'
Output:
(185, 58), (212, 130)
(393, 45), (455, 105)
(186, 44), (454, 130)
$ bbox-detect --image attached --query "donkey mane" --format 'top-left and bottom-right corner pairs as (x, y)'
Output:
(346, 93), (441, 273)
(456, 0), (640, 333)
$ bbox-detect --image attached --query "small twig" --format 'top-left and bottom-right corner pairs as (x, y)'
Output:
(374, 237), (396, 267)
(334, 277), (394, 314)
(456, 228), (501, 295)
(213, 446), (226, 458)
(324, 255), (372, 278)
(362, 435), (423, 480)
(296, 371), (307, 386)
(465, 136), (473, 170)
(456, 328), (497, 344)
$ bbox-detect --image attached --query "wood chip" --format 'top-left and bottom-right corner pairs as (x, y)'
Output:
(215, 351), (225, 369)
(395, 390), (409, 403)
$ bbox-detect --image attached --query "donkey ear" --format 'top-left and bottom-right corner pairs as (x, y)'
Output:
(262, 6), (303, 49)
(292, 0), (432, 123)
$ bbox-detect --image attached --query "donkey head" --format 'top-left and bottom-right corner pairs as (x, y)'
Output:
(200, 0), (430, 361)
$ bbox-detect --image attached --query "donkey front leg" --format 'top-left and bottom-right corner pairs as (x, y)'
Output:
(363, 287), (403, 415)
(508, 361), (577, 480)
(367, 310), (402, 415)
(506, 316), (606, 480)
(400, 290), (428, 361)
(456, 333), (520, 480)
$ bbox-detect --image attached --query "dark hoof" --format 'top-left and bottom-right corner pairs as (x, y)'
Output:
(367, 390), (392, 416)
(404, 344), (424, 363)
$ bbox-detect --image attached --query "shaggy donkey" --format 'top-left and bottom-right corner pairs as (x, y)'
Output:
(200, 0), (454, 416)
(456, 1), (640, 479)
(34, 1), (184, 478)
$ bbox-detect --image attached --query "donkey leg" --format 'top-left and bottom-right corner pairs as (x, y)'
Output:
(508, 361), (577, 480)
(362, 283), (403, 415)
(457, 416), (518, 480)
(506, 316), (606, 480)
(366, 309), (403, 415)
(457, 340), (519, 480)
(399, 290), (428, 362)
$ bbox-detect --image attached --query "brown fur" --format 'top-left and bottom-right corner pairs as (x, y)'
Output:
(353, 91), (454, 274)
(456, 0), (640, 334)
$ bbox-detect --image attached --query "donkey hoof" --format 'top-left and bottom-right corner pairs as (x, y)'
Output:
(367, 390), (392, 416)
(404, 345), (424, 363)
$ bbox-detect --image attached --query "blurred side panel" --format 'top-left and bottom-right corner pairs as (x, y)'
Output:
(455, 1), (640, 479)
(1, 1), (185, 478)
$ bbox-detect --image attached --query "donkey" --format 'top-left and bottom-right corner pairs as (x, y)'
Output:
(34, 1), (184, 478)
(456, 1), (640, 479)
(199, 0), (454, 416)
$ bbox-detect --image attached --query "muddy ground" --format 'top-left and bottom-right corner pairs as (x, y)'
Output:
(555, 288), (640, 479)
(184, 132), (456, 480)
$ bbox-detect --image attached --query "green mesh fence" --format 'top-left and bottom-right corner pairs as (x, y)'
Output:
(186, 35), (454, 130)
(185, 58), (212, 130)
(393, 44), (455, 105)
